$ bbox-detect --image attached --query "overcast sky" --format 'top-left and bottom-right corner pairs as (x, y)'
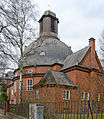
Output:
(34, 0), (104, 52)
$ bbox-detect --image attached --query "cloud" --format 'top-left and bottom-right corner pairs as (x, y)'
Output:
(76, 0), (104, 18)
(33, 0), (104, 52)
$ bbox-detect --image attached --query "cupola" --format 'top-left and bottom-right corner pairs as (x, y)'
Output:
(39, 10), (59, 38)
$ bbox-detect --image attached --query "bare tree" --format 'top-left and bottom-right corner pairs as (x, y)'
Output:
(98, 31), (104, 69)
(0, 11), (7, 33)
(0, 0), (38, 103)
(0, 53), (8, 78)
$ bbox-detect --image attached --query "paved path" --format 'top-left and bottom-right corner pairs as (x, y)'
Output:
(0, 113), (9, 119)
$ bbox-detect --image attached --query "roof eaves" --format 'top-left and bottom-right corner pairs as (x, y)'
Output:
(34, 83), (78, 89)
(60, 65), (91, 71)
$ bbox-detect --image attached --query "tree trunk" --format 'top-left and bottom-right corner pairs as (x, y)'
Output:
(19, 71), (22, 104)
(4, 102), (6, 115)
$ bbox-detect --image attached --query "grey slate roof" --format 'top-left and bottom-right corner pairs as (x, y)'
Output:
(23, 36), (73, 67)
(35, 70), (77, 88)
(60, 46), (91, 71)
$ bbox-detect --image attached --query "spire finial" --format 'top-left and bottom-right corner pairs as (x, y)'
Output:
(48, 4), (50, 11)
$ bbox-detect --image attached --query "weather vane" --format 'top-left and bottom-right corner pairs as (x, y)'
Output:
(48, 4), (50, 11)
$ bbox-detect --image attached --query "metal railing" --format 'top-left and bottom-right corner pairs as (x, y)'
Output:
(3, 100), (104, 119)
(9, 103), (29, 118)
(43, 100), (104, 119)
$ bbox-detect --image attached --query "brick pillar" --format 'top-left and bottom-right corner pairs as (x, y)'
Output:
(89, 37), (96, 67)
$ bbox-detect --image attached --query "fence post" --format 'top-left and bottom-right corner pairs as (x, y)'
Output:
(89, 101), (93, 119)
(96, 100), (98, 119)
(76, 101), (79, 119)
(83, 100), (86, 119)
(80, 101), (82, 119)
(101, 99), (103, 119)
(87, 101), (89, 119)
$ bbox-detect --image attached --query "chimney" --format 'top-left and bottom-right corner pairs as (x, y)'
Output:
(89, 37), (96, 67)
(89, 37), (95, 49)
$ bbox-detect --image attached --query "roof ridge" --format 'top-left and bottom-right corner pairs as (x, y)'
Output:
(78, 46), (91, 65)
(68, 45), (90, 57)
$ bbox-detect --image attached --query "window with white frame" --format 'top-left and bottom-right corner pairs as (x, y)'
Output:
(86, 92), (89, 100)
(27, 79), (33, 91)
(81, 92), (85, 100)
(63, 90), (70, 100)
(36, 89), (39, 99)
(97, 93), (100, 101)
(11, 89), (13, 95)
(11, 97), (14, 101)
(14, 82), (16, 93)
(14, 98), (16, 104)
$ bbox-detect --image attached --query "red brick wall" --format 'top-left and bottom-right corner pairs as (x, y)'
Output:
(66, 70), (77, 84)
(7, 85), (14, 104)
(80, 49), (101, 70)
(7, 40), (104, 104)
(66, 68), (104, 101)
(11, 64), (62, 104)
(22, 76), (42, 103)
(32, 86), (77, 103)
(14, 64), (62, 76)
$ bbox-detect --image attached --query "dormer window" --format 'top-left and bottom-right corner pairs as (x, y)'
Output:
(28, 70), (32, 73)
(40, 51), (45, 56)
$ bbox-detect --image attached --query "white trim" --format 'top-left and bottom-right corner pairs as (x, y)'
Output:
(14, 98), (16, 104)
(97, 93), (100, 101)
(86, 92), (89, 100)
(63, 90), (70, 100)
(81, 92), (85, 100)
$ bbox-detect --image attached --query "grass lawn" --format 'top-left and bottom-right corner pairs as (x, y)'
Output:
(44, 113), (104, 119)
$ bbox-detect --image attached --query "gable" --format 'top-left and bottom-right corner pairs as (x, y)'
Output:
(60, 46), (90, 71)
(80, 48), (103, 70)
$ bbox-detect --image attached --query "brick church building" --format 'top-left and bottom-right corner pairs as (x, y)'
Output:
(7, 10), (104, 104)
